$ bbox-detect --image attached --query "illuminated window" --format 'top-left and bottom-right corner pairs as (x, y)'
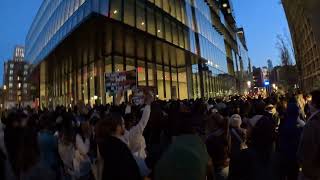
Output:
(147, 7), (155, 35)
(124, 0), (135, 26)
(156, 12), (164, 38)
(110, 0), (122, 21)
(136, 1), (146, 31)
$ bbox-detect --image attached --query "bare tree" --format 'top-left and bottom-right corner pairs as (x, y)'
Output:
(276, 34), (293, 66)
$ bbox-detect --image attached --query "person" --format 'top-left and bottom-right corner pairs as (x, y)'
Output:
(116, 91), (153, 177)
(38, 112), (60, 177)
(298, 90), (320, 179)
(96, 112), (141, 180)
(57, 113), (77, 179)
(205, 113), (230, 180)
(74, 121), (93, 180)
(154, 112), (212, 180)
(0, 148), (5, 180)
(229, 114), (247, 159)
(229, 109), (277, 180)
(4, 111), (56, 180)
(278, 100), (303, 180)
(0, 117), (5, 180)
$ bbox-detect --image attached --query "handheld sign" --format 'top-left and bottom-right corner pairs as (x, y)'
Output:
(105, 70), (137, 94)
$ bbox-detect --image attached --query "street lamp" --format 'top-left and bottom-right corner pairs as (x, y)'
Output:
(247, 81), (252, 88)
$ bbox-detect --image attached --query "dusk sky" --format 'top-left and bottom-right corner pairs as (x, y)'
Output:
(0, 0), (291, 85)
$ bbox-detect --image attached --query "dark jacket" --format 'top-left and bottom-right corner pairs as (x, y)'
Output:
(0, 149), (5, 180)
(206, 129), (229, 168)
(298, 111), (320, 179)
(98, 136), (141, 180)
(278, 103), (302, 161)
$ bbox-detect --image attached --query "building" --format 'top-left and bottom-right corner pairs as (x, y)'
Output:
(0, 88), (4, 109)
(235, 28), (251, 94)
(282, 0), (320, 91)
(26, 0), (248, 107)
(252, 67), (263, 88)
(2, 46), (33, 108)
(267, 59), (273, 72)
(270, 65), (298, 91)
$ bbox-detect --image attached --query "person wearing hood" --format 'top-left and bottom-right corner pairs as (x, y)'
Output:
(229, 114), (247, 158)
(278, 100), (303, 180)
(229, 102), (278, 180)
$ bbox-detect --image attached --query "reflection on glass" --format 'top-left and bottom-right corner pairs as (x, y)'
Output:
(110, 0), (122, 21)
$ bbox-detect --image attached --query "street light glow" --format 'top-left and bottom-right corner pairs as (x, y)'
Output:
(247, 81), (252, 88)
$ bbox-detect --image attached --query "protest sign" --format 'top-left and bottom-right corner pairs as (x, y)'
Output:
(105, 70), (137, 93)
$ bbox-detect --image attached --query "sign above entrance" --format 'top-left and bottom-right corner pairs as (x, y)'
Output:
(105, 70), (137, 93)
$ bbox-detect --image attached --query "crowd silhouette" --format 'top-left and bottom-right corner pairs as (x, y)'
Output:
(1, 90), (320, 180)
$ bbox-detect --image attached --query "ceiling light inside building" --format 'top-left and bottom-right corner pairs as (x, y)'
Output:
(157, 29), (161, 33)
(113, 10), (118, 14)
(141, 22), (145, 26)
(222, 3), (228, 8)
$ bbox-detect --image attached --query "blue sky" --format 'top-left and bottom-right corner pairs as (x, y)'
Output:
(0, 0), (42, 85)
(0, 0), (291, 85)
(232, 0), (292, 68)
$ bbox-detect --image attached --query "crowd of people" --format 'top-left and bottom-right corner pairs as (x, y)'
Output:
(1, 90), (320, 180)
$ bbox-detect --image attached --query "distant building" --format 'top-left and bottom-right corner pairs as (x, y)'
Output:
(282, 0), (320, 91)
(253, 67), (264, 87)
(3, 46), (33, 108)
(270, 65), (298, 90)
(0, 88), (4, 109)
(262, 66), (270, 83)
(267, 59), (273, 72)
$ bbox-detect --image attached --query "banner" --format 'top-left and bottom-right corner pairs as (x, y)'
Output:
(105, 70), (137, 93)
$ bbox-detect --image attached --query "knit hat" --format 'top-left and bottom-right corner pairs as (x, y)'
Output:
(230, 114), (242, 128)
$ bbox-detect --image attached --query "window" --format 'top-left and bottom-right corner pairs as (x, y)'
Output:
(156, 12), (164, 38)
(164, 17), (172, 42)
(137, 60), (146, 86)
(163, 0), (170, 13)
(23, 83), (28, 88)
(9, 76), (13, 81)
(136, 0), (146, 31)
(155, 0), (162, 8)
(147, 7), (155, 35)
(9, 83), (13, 88)
(24, 71), (28, 75)
(124, 0), (135, 26)
(110, 0), (122, 21)
(24, 64), (29, 69)
(9, 70), (13, 75)
(10, 64), (14, 68)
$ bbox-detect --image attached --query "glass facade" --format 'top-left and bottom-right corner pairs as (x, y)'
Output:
(26, 0), (242, 106)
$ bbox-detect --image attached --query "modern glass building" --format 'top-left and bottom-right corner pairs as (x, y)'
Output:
(26, 0), (245, 106)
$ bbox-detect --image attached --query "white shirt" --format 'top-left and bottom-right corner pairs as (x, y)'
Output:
(120, 105), (151, 159)
(76, 134), (90, 155)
